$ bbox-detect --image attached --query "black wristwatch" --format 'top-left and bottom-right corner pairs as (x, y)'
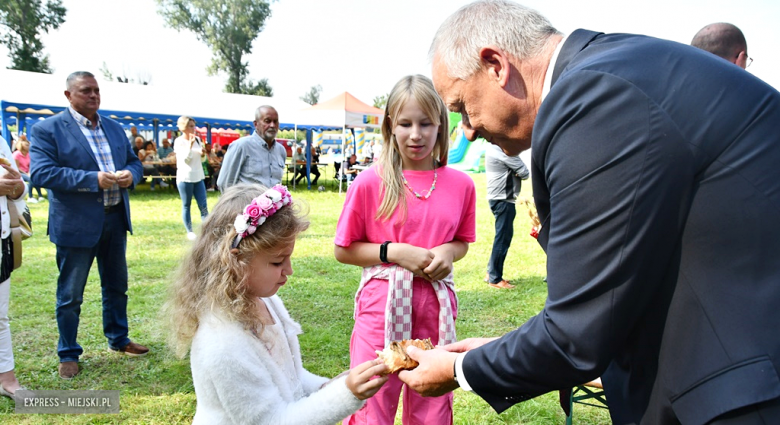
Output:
(379, 241), (391, 263)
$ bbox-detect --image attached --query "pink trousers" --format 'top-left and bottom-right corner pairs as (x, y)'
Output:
(344, 277), (457, 425)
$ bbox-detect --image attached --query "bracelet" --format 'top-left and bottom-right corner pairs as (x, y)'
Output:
(379, 241), (391, 263)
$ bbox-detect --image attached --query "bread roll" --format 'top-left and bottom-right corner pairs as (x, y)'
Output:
(375, 338), (434, 375)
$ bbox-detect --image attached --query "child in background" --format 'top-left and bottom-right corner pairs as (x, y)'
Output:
(12, 136), (44, 202)
(334, 75), (477, 425)
(168, 183), (388, 425)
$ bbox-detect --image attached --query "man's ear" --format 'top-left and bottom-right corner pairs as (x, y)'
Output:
(735, 51), (748, 69)
(479, 46), (511, 87)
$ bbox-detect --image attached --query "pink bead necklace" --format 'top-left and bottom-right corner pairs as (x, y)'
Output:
(402, 161), (438, 200)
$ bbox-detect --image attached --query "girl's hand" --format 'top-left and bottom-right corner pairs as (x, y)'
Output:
(423, 241), (470, 281)
(345, 359), (388, 400)
(389, 243), (434, 278)
(424, 245), (456, 281)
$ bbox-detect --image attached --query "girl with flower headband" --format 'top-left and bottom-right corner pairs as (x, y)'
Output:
(334, 75), (476, 425)
(168, 183), (388, 424)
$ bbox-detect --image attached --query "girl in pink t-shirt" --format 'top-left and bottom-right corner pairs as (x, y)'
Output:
(12, 137), (44, 202)
(334, 75), (476, 425)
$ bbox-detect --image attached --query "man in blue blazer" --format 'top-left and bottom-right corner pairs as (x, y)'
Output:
(399, 1), (780, 424)
(30, 71), (148, 379)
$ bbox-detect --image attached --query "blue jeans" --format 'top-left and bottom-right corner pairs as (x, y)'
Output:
(21, 173), (43, 198)
(487, 199), (516, 284)
(177, 180), (208, 233)
(55, 211), (130, 362)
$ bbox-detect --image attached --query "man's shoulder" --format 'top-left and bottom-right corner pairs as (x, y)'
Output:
(37, 111), (67, 128)
(31, 112), (69, 140)
(99, 113), (121, 127)
(227, 136), (254, 150)
(99, 114), (123, 133)
(272, 141), (287, 154)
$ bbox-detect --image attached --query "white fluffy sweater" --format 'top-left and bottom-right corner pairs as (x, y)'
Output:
(190, 295), (364, 424)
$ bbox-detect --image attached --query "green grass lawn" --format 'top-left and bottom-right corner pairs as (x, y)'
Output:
(0, 175), (611, 424)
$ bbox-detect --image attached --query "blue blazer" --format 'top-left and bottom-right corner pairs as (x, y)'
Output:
(29, 110), (142, 248)
(462, 30), (780, 424)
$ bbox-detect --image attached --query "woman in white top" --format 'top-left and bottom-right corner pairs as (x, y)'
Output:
(174, 116), (209, 241)
(0, 136), (27, 399)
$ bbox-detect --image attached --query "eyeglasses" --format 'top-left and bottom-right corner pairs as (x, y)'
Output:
(738, 52), (753, 68)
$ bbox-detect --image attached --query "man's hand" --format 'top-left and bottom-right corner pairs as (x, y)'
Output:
(439, 337), (499, 353)
(114, 170), (133, 188)
(97, 171), (118, 189)
(397, 346), (460, 397)
(0, 164), (23, 198)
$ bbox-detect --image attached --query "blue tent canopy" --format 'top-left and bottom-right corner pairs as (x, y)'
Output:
(0, 69), (341, 145)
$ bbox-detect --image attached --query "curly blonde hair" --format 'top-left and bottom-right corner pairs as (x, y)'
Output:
(166, 183), (309, 358)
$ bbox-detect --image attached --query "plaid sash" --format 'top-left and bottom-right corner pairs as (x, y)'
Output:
(354, 264), (456, 348)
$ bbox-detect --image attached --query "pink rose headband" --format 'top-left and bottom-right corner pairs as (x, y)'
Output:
(231, 185), (293, 249)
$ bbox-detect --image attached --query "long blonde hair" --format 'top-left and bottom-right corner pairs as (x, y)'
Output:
(166, 183), (309, 358)
(376, 75), (450, 221)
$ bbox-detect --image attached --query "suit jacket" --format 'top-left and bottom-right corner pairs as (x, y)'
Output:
(29, 109), (143, 248)
(462, 30), (780, 424)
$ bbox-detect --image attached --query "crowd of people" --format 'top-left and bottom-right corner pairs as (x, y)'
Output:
(1, 1), (778, 424)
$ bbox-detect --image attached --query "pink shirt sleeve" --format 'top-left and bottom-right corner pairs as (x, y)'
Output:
(334, 178), (369, 247)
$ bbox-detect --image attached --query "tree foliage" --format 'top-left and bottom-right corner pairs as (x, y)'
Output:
(0, 0), (66, 73)
(99, 62), (152, 85)
(373, 94), (388, 109)
(300, 84), (322, 105)
(239, 77), (273, 97)
(156, 0), (275, 94)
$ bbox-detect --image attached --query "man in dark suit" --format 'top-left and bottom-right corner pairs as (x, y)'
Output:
(30, 71), (148, 380)
(398, 1), (780, 424)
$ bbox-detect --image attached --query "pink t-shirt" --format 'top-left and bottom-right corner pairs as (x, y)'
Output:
(335, 166), (476, 248)
(12, 150), (30, 173)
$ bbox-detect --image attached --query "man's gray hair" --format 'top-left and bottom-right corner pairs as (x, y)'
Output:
(254, 105), (276, 121)
(429, 0), (560, 80)
(66, 71), (95, 90)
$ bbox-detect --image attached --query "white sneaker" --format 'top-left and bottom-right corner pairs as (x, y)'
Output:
(160, 181), (170, 188)
(150, 187), (156, 191)
(27, 198), (38, 204)
(186, 232), (197, 241)
(38, 197), (45, 202)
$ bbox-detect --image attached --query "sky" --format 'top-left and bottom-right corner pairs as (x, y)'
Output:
(3, 0), (779, 106)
